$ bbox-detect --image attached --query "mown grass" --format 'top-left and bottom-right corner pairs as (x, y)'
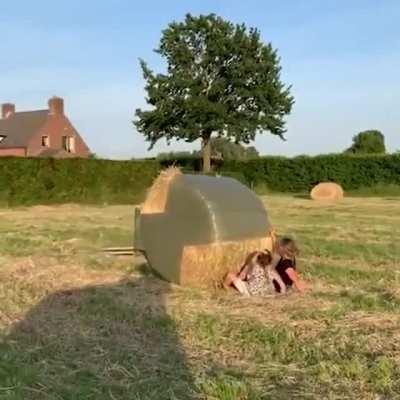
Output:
(1, 196), (400, 399)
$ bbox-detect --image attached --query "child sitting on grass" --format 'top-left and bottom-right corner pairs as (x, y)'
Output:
(270, 237), (305, 294)
(223, 237), (305, 296)
(223, 250), (286, 296)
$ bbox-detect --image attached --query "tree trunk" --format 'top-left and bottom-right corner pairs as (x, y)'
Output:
(202, 134), (211, 173)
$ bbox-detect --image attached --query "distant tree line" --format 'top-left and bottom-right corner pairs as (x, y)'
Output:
(345, 130), (386, 154)
(156, 137), (259, 161)
(155, 130), (389, 162)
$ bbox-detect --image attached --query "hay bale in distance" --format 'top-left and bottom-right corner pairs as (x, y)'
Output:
(311, 182), (344, 201)
(137, 168), (274, 287)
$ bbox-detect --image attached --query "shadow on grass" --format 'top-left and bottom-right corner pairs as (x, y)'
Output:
(0, 277), (196, 399)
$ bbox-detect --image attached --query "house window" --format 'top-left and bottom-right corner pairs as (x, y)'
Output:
(70, 136), (75, 153)
(62, 136), (75, 153)
(0, 135), (6, 143)
(42, 136), (50, 147)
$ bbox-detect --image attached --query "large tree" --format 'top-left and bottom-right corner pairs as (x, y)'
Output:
(345, 130), (386, 154)
(135, 14), (294, 172)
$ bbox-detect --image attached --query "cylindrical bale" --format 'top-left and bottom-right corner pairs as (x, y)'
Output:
(310, 182), (344, 201)
(139, 168), (273, 287)
(179, 236), (274, 287)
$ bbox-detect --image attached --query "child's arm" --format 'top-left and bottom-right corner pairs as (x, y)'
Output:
(238, 264), (251, 280)
(286, 268), (306, 293)
(239, 251), (258, 280)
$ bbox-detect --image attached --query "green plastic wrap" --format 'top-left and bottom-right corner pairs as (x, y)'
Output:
(138, 174), (271, 284)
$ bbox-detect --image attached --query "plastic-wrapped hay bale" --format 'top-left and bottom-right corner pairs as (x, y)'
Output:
(136, 168), (274, 287)
(310, 182), (344, 201)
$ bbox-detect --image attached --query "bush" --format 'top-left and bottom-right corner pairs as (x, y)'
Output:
(0, 158), (160, 206)
(1, 154), (399, 206)
(221, 154), (400, 192)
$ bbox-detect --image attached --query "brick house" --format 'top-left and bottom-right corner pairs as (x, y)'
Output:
(0, 97), (90, 158)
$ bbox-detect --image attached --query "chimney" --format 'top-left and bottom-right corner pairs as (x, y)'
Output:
(48, 96), (64, 116)
(1, 103), (15, 119)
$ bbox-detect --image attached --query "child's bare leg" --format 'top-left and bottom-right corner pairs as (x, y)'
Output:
(232, 278), (250, 297)
(268, 270), (286, 294)
(223, 273), (250, 297)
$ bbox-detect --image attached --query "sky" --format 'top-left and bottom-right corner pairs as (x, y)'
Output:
(1, 0), (399, 159)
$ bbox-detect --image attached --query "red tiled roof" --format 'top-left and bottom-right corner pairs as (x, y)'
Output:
(0, 110), (48, 148)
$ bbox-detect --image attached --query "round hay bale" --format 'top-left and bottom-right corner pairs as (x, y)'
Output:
(310, 182), (344, 201)
(138, 168), (274, 287)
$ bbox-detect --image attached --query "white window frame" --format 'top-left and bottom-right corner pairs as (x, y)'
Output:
(62, 136), (75, 153)
(41, 135), (50, 147)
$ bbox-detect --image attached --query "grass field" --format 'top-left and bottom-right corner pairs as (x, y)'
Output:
(1, 196), (400, 399)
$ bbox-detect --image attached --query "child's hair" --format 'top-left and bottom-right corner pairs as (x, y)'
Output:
(256, 250), (272, 268)
(239, 250), (272, 277)
(278, 237), (299, 260)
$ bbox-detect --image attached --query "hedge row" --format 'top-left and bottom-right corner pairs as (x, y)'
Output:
(221, 154), (400, 192)
(160, 154), (400, 192)
(0, 154), (399, 206)
(0, 158), (160, 206)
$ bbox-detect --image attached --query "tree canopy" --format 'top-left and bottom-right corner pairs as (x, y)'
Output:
(345, 130), (386, 154)
(135, 13), (294, 171)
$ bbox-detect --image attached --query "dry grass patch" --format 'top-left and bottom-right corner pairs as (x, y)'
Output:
(1, 196), (400, 399)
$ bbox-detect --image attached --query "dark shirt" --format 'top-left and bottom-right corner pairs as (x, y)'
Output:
(273, 257), (296, 293)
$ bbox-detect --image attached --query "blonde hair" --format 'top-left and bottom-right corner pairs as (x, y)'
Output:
(278, 237), (299, 260)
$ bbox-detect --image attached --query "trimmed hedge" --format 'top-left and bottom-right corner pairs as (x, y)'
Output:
(0, 158), (160, 206)
(0, 154), (399, 206)
(221, 154), (400, 192)
(160, 153), (400, 192)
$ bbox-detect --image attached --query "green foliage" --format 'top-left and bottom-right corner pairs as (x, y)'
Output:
(1, 154), (399, 207)
(135, 13), (294, 171)
(157, 153), (400, 194)
(156, 138), (258, 175)
(346, 130), (386, 154)
(156, 151), (196, 160)
(0, 158), (160, 206)
(221, 154), (400, 192)
(194, 137), (259, 160)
